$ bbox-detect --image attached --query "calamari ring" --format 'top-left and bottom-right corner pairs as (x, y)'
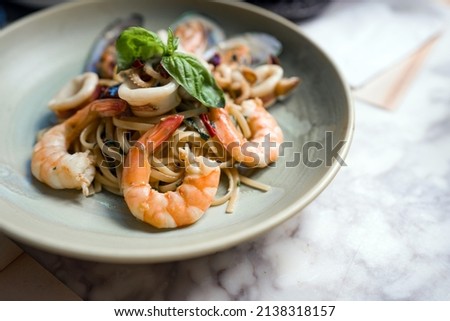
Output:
(118, 80), (181, 117)
(48, 72), (99, 112)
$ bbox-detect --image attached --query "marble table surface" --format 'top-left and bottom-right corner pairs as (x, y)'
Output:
(5, 1), (450, 300)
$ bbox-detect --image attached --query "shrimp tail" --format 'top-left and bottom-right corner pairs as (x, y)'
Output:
(137, 114), (185, 153)
(95, 98), (128, 117)
(122, 114), (184, 189)
(63, 98), (127, 142)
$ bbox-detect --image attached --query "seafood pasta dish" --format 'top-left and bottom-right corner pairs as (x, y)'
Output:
(31, 13), (300, 229)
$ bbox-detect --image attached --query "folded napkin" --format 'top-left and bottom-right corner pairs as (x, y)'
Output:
(298, 0), (445, 89)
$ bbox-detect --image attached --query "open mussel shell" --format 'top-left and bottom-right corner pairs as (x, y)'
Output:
(170, 11), (226, 56)
(204, 32), (282, 66)
(84, 13), (143, 78)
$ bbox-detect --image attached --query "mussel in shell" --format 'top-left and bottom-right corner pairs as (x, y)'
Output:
(204, 32), (282, 67)
(84, 13), (143, 79)
(170, 11), (226, 56)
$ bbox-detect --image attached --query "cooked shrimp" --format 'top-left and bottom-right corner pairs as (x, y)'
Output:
(122, 115), (221, 228)
(31, 98), (127, 195)
(209, 98), (283, 168)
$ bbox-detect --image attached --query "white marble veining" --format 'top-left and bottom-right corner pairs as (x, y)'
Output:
(19, 2), (450, 300)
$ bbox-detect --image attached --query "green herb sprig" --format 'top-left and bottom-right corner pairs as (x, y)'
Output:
(115, 27), (225, 108)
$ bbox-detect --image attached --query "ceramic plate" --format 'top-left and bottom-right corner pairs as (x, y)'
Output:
(0, 0), (353, 263)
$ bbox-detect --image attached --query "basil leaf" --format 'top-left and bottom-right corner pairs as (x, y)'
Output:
(161, 52), (225, 108)
(116, 27), (165, 71)
(166, 28), (179, 55)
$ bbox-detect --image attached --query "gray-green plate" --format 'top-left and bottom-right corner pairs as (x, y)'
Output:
(0, 0), (354, 263)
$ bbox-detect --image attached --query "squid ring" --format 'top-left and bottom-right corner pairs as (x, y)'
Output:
(118, 80), (181, 117)
(48, 72), (99, 112)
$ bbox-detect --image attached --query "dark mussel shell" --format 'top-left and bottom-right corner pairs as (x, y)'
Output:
(84, 13), (143, 78)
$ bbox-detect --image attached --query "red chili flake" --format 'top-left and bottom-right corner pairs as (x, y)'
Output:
(200, 113), (216, 138)
(132, 59), (144, 69)
(156, 63), (170, 79)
